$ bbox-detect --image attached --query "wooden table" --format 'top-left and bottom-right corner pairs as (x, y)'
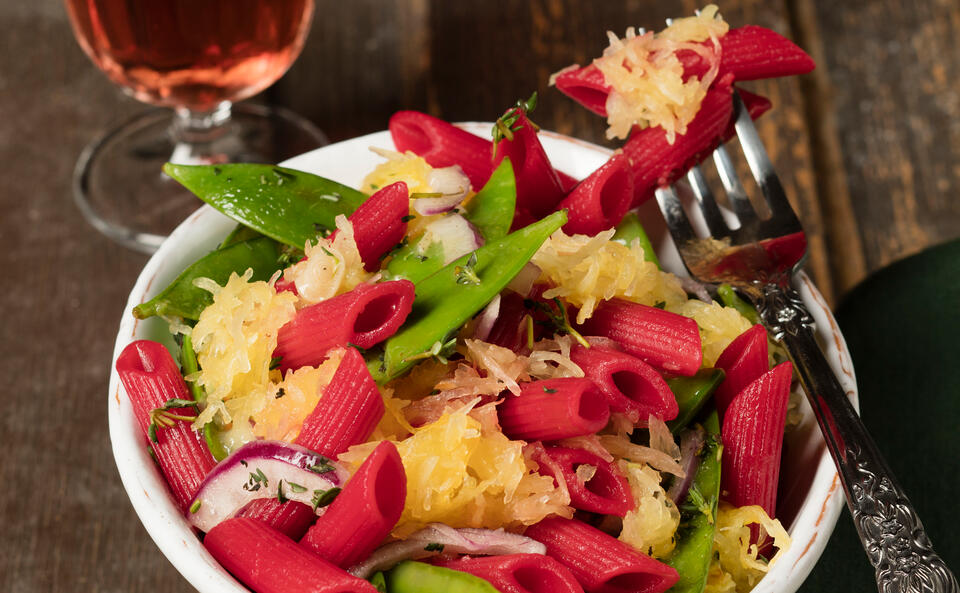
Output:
(1, 0), (957, 591)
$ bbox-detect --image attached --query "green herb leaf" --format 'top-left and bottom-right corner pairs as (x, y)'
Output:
(287, 482), (307, 494)
(424, 542), (445, 552)
(543, 387), (558, 394)
(189, 499), (202, 514)
(277, 480), (288, 503)
(311, 487), (341, 510)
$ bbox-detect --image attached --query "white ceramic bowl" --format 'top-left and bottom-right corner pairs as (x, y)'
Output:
(109, 124), (855, 592)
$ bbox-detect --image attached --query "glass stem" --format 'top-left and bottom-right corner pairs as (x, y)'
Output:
(168, 102), (234, 165)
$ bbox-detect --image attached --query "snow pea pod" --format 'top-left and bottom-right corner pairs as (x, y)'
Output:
(612, 211), (660, 268)
(133, 237), (284, 321)
(384, 238), (445, 284)
(717, 283), (760, 324)
(385, 160), (517, 284)
(666, 368), (725, 434)
(371, 210), (567, 382)
(163, 163), (367, 249)
(385, 561), (500, 593)
(178, 333), (228, 462)
(666, 410), (722, 593)
(219, 224), (263, 248)
(463, 157), (516, 241)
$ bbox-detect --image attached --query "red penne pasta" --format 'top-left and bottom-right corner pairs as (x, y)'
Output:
(623, 74), (735, 207)
(234, 498), (317, 541)
(345, 181), (410, 271)
(294, 347), (384, 458)
(535, 445), (634, 516)
(714, 324), (769, 419)
(525, 517), (679, 593)
(493, 109), (567, 221)
(115, 340), (216, 513)
(274, 280), (415, 372)
(570, 345), (678, 423)
(552, 26), (812, 117)
(390, 110), (495, 191)
(498, 378), (610, 441)
(580, 300), (702, 376)
(300, 441), (406, 568)
(431, 554), (585, 593)
(205, 517), (378, 593)
(557, 151), (634, 235)
(707, 25), (816, 81)
(390, 110), (579, 199)
(721, 361), (793, 516)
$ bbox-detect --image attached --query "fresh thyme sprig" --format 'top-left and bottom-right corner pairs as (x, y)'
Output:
(492, 92), (540, 144)
(525, 297), (590, 348)
(147, 398), (198, 443)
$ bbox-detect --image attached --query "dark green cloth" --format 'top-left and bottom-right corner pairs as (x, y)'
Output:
(800, 239), (960, 591)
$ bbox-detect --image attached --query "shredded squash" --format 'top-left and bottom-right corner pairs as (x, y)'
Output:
(710, 503), (791, 592)
(338, 404), (572, 538)
(281, 215), (374, 306)
(618, 461), (681, 558)
(594, 5), (729, 142)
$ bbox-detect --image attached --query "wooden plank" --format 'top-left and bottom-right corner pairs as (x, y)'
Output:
(801, 0), (960, 285)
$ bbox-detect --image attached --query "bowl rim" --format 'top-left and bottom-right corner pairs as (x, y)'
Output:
(108, 123), (854, 593)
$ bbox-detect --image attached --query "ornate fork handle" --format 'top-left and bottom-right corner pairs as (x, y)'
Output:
(754, 280), (958, 593)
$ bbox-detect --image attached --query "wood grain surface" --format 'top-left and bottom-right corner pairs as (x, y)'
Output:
(0, 0), (957, 591)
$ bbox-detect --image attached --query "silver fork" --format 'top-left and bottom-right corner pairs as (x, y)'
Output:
(655, 92), (958, 593)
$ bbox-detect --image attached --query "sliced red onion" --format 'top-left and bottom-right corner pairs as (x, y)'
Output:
(419, 213), (484, 264)
(187, 440), (350, 533)
(473, 294), (501, 341)
(348, 523), (546, 579)
(681, 276), (712, 303)
(412, 166), (471, 215)
(666, 426), (706, 504)
(505, 262), (542, 297)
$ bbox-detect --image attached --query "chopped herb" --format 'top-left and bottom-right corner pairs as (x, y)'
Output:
(313, 222), (329, 233)
(308, 460), (336, 474)
(213, 167), (222, 175)
(415, 255), (428, 262)
(277, 480), (288, 503)
(492, 92), (540, 144)
(525, 297), (590, 348)
(346, 342), (368, 355)
(269, 356), (283, 370)
(369, 572), (387, 593)
(189, 499), (202, 514)
(320, 246), (335, 258)
(243, 468), (269, 492)
(454, 252), (481, 286)
(275, 387), (285, 399)
(543, 387), (558, 394)
(148, 398), (199, 439)
(410, 191), (443, 199)
(287, 482), (307, 494)
(654, 301), (666, 309)
(401, 214), (415, 223)
(272, 168), (296, 180)
(370, 184), (380, 190)
(311, 487), (341, 510)
(424, 543), (445, 552)
(402, 337), (457, 364)
(240, 460), (248, 467)
(525, 314), (535, 349)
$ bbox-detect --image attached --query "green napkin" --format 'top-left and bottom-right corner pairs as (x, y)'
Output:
(800, 239), (960, 591)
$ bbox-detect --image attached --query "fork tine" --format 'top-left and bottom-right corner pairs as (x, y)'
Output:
(686, 165), (732, 238)
(712, 144), (757, 225)
(654, 186), (695, 247)
(732, 92), (801, 225)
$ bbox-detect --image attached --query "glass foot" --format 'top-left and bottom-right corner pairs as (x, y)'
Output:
(72, 102), (327, 253)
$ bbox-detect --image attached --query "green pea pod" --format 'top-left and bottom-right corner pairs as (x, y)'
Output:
(385, 561), (500, 593)
(219, 224), (263, 248)
(463, 157), (516, 241)
(612, 211), (660, 268)
(133, 237), (284, 321)
(163, 163), (367, 249)
(178, 333), (228, 462)
(371, 210), (567, 382)
(368, 571), (388, 593)
(716, 284), (760, 325)
(666, 368), (725, 434)
(384, 237), (445, 284)
(666, 410), (722, 593)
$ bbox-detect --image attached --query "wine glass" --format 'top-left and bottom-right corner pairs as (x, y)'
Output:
(65, 0), (326, 253)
